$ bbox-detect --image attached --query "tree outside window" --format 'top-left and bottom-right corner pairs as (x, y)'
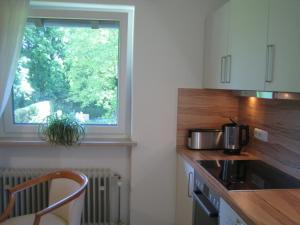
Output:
(13, 21), (120, 125)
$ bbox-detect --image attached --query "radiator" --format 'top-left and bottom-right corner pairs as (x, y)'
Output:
(0, 168), (122, 225)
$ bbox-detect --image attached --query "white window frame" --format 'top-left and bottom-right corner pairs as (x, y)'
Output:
(0, 2), (134, 139)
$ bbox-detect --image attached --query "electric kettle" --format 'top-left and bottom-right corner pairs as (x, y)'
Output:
(222, 120), (249, 155)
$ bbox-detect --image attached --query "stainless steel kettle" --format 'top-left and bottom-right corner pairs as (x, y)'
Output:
(222, 120), (249, 155)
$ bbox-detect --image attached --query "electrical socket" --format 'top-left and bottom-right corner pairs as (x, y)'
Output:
(254, 128), (268, 142)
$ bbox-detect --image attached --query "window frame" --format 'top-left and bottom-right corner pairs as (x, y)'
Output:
(0, 2), (133, 139)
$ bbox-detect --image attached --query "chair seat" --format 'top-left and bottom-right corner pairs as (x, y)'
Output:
(1, 213), (67, 225)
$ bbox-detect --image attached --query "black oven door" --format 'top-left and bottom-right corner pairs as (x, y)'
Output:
(192, 190), (218, 225)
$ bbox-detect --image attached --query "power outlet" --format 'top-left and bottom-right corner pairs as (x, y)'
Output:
(254, 128), (268, 142)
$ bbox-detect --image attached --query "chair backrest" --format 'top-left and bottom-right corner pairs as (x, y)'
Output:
(48, 171), (88, 225)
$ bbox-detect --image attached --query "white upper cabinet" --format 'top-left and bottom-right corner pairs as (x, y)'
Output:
(204, 0), (300, 93)
(265, 0), (300, 92)
(204, 0), (269, 90)
(204, 2), (230, 89)
(227, 0), (269, 90)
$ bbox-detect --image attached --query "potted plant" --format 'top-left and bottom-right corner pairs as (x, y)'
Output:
(39, 114), (85, 146)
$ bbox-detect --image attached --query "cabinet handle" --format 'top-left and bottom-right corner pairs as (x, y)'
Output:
(220, 56), (226, 83)
(226, 55), (232, 83)
(188, 172), (193, 198)
(266, 45), (275, 82)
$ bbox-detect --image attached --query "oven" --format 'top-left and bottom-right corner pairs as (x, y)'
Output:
(192, 171), (219, 225)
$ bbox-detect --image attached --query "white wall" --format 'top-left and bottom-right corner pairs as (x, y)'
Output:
(0, 0), (223, 225)
(130, 1), (223, 224)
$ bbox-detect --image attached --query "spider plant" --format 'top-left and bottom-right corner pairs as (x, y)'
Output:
(39, 114), (85, 146)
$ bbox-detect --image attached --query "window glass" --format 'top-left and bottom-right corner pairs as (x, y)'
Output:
(13, 19), (120, 125)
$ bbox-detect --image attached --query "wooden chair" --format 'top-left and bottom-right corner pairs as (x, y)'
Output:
(0, 170), (88, 225)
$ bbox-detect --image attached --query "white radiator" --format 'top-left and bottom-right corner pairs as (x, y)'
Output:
(0, 168), (122, 225)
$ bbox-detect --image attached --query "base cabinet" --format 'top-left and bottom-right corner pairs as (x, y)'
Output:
(175, 155), (194, 225)
(219, 199), (247, 225)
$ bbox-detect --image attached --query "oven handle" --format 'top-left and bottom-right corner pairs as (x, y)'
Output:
(192, 190), (218, 218)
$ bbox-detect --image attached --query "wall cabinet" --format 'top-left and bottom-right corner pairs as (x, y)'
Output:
(175, 155), (194, 225)
(265, 0), (300, 92)
(204, 2), (230, 89)
(204, 0), (268, 91)
(219, 199), (248, 225)
(228, 0), (268, 90)
(204, 0), (300, 93)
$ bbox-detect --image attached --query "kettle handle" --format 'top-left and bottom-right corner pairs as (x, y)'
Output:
(239, 125), (250, 147)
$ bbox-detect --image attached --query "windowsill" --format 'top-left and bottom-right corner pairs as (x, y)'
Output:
(0, 138), (137, 148)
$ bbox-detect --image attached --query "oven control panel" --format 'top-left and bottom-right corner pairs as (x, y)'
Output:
(194, 171), (220, 211)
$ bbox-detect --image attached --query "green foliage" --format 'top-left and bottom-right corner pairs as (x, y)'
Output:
(20, 26), (70, 107)
(65, 28), (118, 119)
(39, 114), (85, 146)
(13, 24), (119, 124)
(14, 104), (38, 123)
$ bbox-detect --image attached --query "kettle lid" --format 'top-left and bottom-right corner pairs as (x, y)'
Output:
(223, 118), (238, 128)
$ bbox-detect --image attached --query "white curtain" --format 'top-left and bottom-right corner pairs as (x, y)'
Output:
(0, 0), (29, 117)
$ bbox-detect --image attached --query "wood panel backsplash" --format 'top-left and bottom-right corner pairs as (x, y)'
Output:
(177, 89), (239, 148)
(177, 89), (300, 179)
(239, 97), (300, 179)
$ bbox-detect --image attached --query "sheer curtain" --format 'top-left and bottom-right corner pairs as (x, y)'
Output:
(0, 0), (29, 117)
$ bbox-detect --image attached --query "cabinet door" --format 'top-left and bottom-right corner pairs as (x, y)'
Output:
(219, 199), (247, 225)
(203, 2), (230, 89)
(227, 0), (268, 90)
(265, 0), (300, 92)
(175, 155), (194, 225)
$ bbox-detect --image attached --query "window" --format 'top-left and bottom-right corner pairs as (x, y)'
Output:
(1, 3), (134, 138)
(13, 19), (120, 126)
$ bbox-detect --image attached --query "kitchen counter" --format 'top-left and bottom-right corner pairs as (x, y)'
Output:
(178, 148), (300, 225)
